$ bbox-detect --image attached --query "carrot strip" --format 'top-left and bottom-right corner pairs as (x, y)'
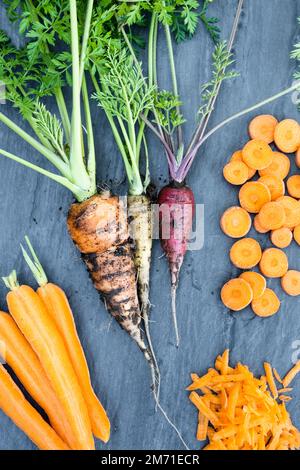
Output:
(283, 361), (300, 387)
(197, 412), (208, 441)
(37, 283), (110, 443)
(189, 392), (220, 428)
(221, 349), (230, 375)
(227, 383), (240, 422)
(0, 364), (69, 450)
(0, 312), (76, 449)
(4, 277), (94, 450)
(264, 362), (278, 399)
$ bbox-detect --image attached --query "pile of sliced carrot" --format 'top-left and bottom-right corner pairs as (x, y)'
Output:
(221, 115), (300, 315)
(0, 250), (110, 450)
(188, 349), (300, 450)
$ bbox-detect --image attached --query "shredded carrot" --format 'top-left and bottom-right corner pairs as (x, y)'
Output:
(188, 350), (300, 450)
(283, 361), (300, 388)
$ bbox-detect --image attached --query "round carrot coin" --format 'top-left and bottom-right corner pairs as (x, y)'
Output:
(248, 114), (278, 143)
(281, 270), (300, 296)
(223, 161), (249, 185)
(239, 181), (271, 213)
(270, 227), (293, 249)
(259, 248), (288, 278)
(276, 196), (300, 228)
(257, 201), (286, 230)
(239, 271), (266, 300)
(230, 150), (256, 179)
(293, 224), (300, 245)
(221, 278), (253, 311)
(287, 175), (300, 199)
(242, 139), (273, 170)
(220, 206), (252, 238)
(251, 288), (280, 317)
(253, 215), (268, 234)
(259, 152), (290, 180)
(274, 119), (300, 153)
(230, 238), (262, 269)
(258, 175), (285, 201)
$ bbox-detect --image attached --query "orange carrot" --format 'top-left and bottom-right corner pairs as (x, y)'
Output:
(287, 175), (300, 198)
(281, 270), (300, 296)
(259, 152), (290, 180)
(270, 227), (292, 249)
(223, 160), (249, 185)
(21, 238), (110, 442)
(0, 364), (69, 450)
(239, 181), (271, 213)
(283, 361), (300, 388)
(239, 272), (266, 300)
(264, 362), (278, 399)
(3, 272), (94, 450)
(242, 140), (273, 170)
(248, 115), (278, 143)
(259, 248), (288, 278)
(274, 119), (300, 153)
(220, 206), (251, 238)
(294, 224), (300, 245)
(230, 150), (256, 179)
(254, 215), (269, 234)
(251, 288), (280, 317)
(221, 278), (253, 311)
(258, 175), (285, 201)
(276, 196), (300, 228)
(257, 201), (286, 230)
(197, 412), (208, 441)
(0, 312), (76, 448)
(296, 147), (300, 168)
(230, 238), (262, 269)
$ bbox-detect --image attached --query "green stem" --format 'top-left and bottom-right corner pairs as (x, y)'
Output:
(55, 87), (71, 143)
(69, 0), (91, 190)
(82, 74), (96, 187)
(2, 271), (19, 291)
(0, 111), (71, 178)
(0, 148), (84, 199)
(164, 23), (183, 150)
(79, 0), (94, 85)
(21, 236), (48, 287)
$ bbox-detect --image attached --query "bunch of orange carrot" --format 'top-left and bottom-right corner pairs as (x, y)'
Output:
(0, 238), (110, 450)
(220, 115), (300, 317)
(188, 350), (300, 450)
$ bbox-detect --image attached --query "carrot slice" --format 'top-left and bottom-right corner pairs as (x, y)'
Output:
(276, 196), (300, 228)
(242, 139), (273, 170)
(257, 201), (286, 230)
(273, 368), (283, 384)
(221, 278), (253, 311)
(220, 206), (252, 238)
(230, 238), (262, 269)
(259, 152), (290, 179)
(281, 270), (300, 296)
(248, 115), (278, 143)
(239, 272), (266, 300)
(259, 248), (288, 278)
(197, 412), (208, 441)
(251, 288), (280, 317)
(239, 181), (271, 213)
(258, 175), (285, 201)
(0, 364), (69, 450)
(223, 161), (249, 185)
(296, 147), (300, 168)
(287, 175), (300, 198)
(283, 361), (300, 387)
(254, 215), (269, 233)
(270, 227), (292, 248)
(230, 150), (256, 179)
(293, 224), (300, 245)
(274, 119), (300, 153)
(264, 362), (278, 399)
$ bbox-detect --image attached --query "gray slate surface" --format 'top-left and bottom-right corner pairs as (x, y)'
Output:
(0, 0), (300, 451)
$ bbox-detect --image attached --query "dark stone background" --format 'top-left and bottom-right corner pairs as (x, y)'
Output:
(0, 0), (300, 450)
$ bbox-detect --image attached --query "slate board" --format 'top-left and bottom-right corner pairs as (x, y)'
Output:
(0, 0), (300, 451)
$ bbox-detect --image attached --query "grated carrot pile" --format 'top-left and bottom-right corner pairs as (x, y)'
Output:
(188, 350), (300, 450)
